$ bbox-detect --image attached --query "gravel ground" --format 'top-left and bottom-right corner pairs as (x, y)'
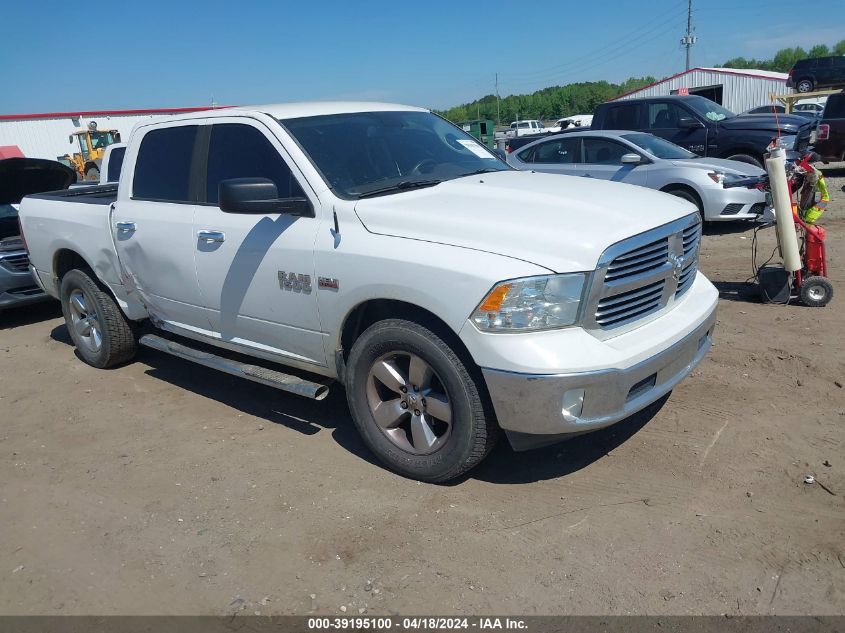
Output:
(1, 166), (843, 616)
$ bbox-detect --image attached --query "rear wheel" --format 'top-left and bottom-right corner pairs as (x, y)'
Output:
(799, 276), (833, 307)
(345, 319), (497, 482)
(796, 78), (814, 93)
(60, 269), (137, 368)
(725, 153), (763, 169)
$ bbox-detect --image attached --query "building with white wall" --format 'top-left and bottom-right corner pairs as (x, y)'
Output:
(612, 67), (792, 113)
(0, 106), (219, 160)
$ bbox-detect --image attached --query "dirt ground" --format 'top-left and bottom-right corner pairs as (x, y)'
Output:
(1, 166), (844, 617)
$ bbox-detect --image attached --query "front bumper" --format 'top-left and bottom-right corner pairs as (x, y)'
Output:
(479, 283), (718, 451)
(0, 253), (49, 309)
(700, 184), (768, 221)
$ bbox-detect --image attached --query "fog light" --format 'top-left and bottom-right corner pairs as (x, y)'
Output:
(561, 388), (585, 422)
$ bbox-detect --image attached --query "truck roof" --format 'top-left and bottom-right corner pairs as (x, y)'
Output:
(165, 102), (429, 122)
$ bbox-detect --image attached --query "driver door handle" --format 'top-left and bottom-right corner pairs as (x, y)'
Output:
(197, 230), (225, 243)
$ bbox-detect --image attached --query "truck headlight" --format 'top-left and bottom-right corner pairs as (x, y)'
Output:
(470, 273), (586, 332)
(768, 135), (797, 152)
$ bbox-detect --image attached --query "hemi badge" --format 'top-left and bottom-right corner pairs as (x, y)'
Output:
(318, 277), (339, 291)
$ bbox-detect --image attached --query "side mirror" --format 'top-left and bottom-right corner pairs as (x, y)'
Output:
(678, 117), (704, 130)
(621, 153), (643, 165)
(219, 177), (312, 216)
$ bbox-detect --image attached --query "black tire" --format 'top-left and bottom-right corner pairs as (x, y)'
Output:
(725, 153), (763, 169)
(799, 276), (833, 307)
(84, 167), (100, 181)
(796, 78), (814, 93)
(60, 268), (137, 368)
(345, 319), (497, 482)
(664, 187), (704, 220)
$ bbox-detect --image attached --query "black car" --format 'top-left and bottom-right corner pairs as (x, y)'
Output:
(787, 56), (845, 93)
(591, 95), (813, 168)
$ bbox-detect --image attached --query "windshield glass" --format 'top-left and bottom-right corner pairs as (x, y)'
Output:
(281, 111), (508, 198)
(685, 96), (736, 121)
(89, 131), (115, 151)
(621, 133), (696, 159)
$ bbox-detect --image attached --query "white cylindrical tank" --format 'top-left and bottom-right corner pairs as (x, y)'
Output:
(765, 148), (801, 272)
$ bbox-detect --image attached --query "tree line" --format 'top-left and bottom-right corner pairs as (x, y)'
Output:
(718, 40), (845, 73)
(439, 40), (845, 125)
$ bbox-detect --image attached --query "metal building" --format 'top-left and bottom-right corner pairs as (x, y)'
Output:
(612, 67), (791, 113)
(0, 106), (217, 161)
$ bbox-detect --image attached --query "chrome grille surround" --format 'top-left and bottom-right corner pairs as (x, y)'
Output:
(0, 252), (30, 273)
(583, 213), (701, 339)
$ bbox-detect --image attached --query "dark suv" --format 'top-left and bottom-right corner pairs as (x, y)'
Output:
(787, 56), (845, 93)
(591, 95), (813, 168)
(815, 93), (845, 163)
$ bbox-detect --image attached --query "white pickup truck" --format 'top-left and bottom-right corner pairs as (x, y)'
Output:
(19, 102), (717, 482)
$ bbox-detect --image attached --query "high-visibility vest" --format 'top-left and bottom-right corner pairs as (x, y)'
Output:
(800, 167), (829, 225)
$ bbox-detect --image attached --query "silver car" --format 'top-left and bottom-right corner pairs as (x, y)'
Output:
(507, 130), (769, 221)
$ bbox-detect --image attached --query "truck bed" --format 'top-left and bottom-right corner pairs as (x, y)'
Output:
(26, 184), (118, 206)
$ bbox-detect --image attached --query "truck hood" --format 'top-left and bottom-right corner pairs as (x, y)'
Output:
(0, 157), (76, 205)
(720, 114), (809, 134)
(354, 170), (694, 273)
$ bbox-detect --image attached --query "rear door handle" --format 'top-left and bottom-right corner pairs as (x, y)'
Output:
(115, 221), (136, 234)
(197, 230), (225, 243)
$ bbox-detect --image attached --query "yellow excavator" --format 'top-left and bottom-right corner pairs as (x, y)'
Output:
(60, 121), (121, 182)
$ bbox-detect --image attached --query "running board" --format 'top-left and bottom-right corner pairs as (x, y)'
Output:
(139, 334), (330, 401)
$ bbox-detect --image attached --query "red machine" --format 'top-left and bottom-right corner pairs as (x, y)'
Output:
(725, 152), (832, 306)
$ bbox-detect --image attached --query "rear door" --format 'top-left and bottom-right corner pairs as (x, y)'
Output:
(646, 101), (708, 156)
(520, 136), (582, 175)
(113, 120), (212, 331)
(192, 118), (326, 366)
(580, 136), (648, 185)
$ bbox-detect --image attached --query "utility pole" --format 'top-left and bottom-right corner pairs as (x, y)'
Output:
(680, 0), (696, 71)
(495, 73), (501, 125)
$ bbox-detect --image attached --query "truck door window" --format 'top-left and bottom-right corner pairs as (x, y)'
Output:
(648, 103), (684, 129)
(582, 138), (629, 165)
(604, 104), (640, 129)
(107, 147), (126, 182)
(205, 124), (305, 205)
(133, 125), (199, 202)
(533, 138), (581, 164)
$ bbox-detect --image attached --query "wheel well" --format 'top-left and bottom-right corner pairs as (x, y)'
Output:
(661, 183), (702, 210)
(53, 249), (93, 281)
(338, 299), (476, 380)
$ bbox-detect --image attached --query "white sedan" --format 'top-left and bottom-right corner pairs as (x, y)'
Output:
(507, 130), (770, 221)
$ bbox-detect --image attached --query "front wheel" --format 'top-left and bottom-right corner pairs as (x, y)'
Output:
(664, 187), (705, 221)
(799, 276), (833, 307)
(345, 319), (497, 482)
(60, 269), (137, 368)
(84, 167), (100, 181)
(725, 153), (763, 169)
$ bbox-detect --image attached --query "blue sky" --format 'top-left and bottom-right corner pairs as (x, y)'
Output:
(2, 0), (844, 114)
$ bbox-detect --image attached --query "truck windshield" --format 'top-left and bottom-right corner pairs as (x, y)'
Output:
(621, 133), (697, 159)
(280, 111), (508, 198)
(684, 97), (736, 122)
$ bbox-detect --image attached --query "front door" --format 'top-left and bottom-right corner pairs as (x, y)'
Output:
(646, 101), (708, 156)
(580, 136), (649, 186)
(113, 121), (212, 332)
(193, 119), (326, 367)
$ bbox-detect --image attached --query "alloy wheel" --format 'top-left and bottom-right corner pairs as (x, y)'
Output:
(366, 351), (453, 455)
(68, 288), (102, 353)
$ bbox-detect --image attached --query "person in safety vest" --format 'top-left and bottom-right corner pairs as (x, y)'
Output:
(796, 163), (829, 225)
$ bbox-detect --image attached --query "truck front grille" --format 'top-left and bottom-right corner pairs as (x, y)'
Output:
(584, 214), (701, 338)
(0, 252), (30, 273)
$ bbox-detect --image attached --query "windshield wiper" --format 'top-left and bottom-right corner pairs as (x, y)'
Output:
(356, 180), (442, 199)
(458, 168), (502, 178)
